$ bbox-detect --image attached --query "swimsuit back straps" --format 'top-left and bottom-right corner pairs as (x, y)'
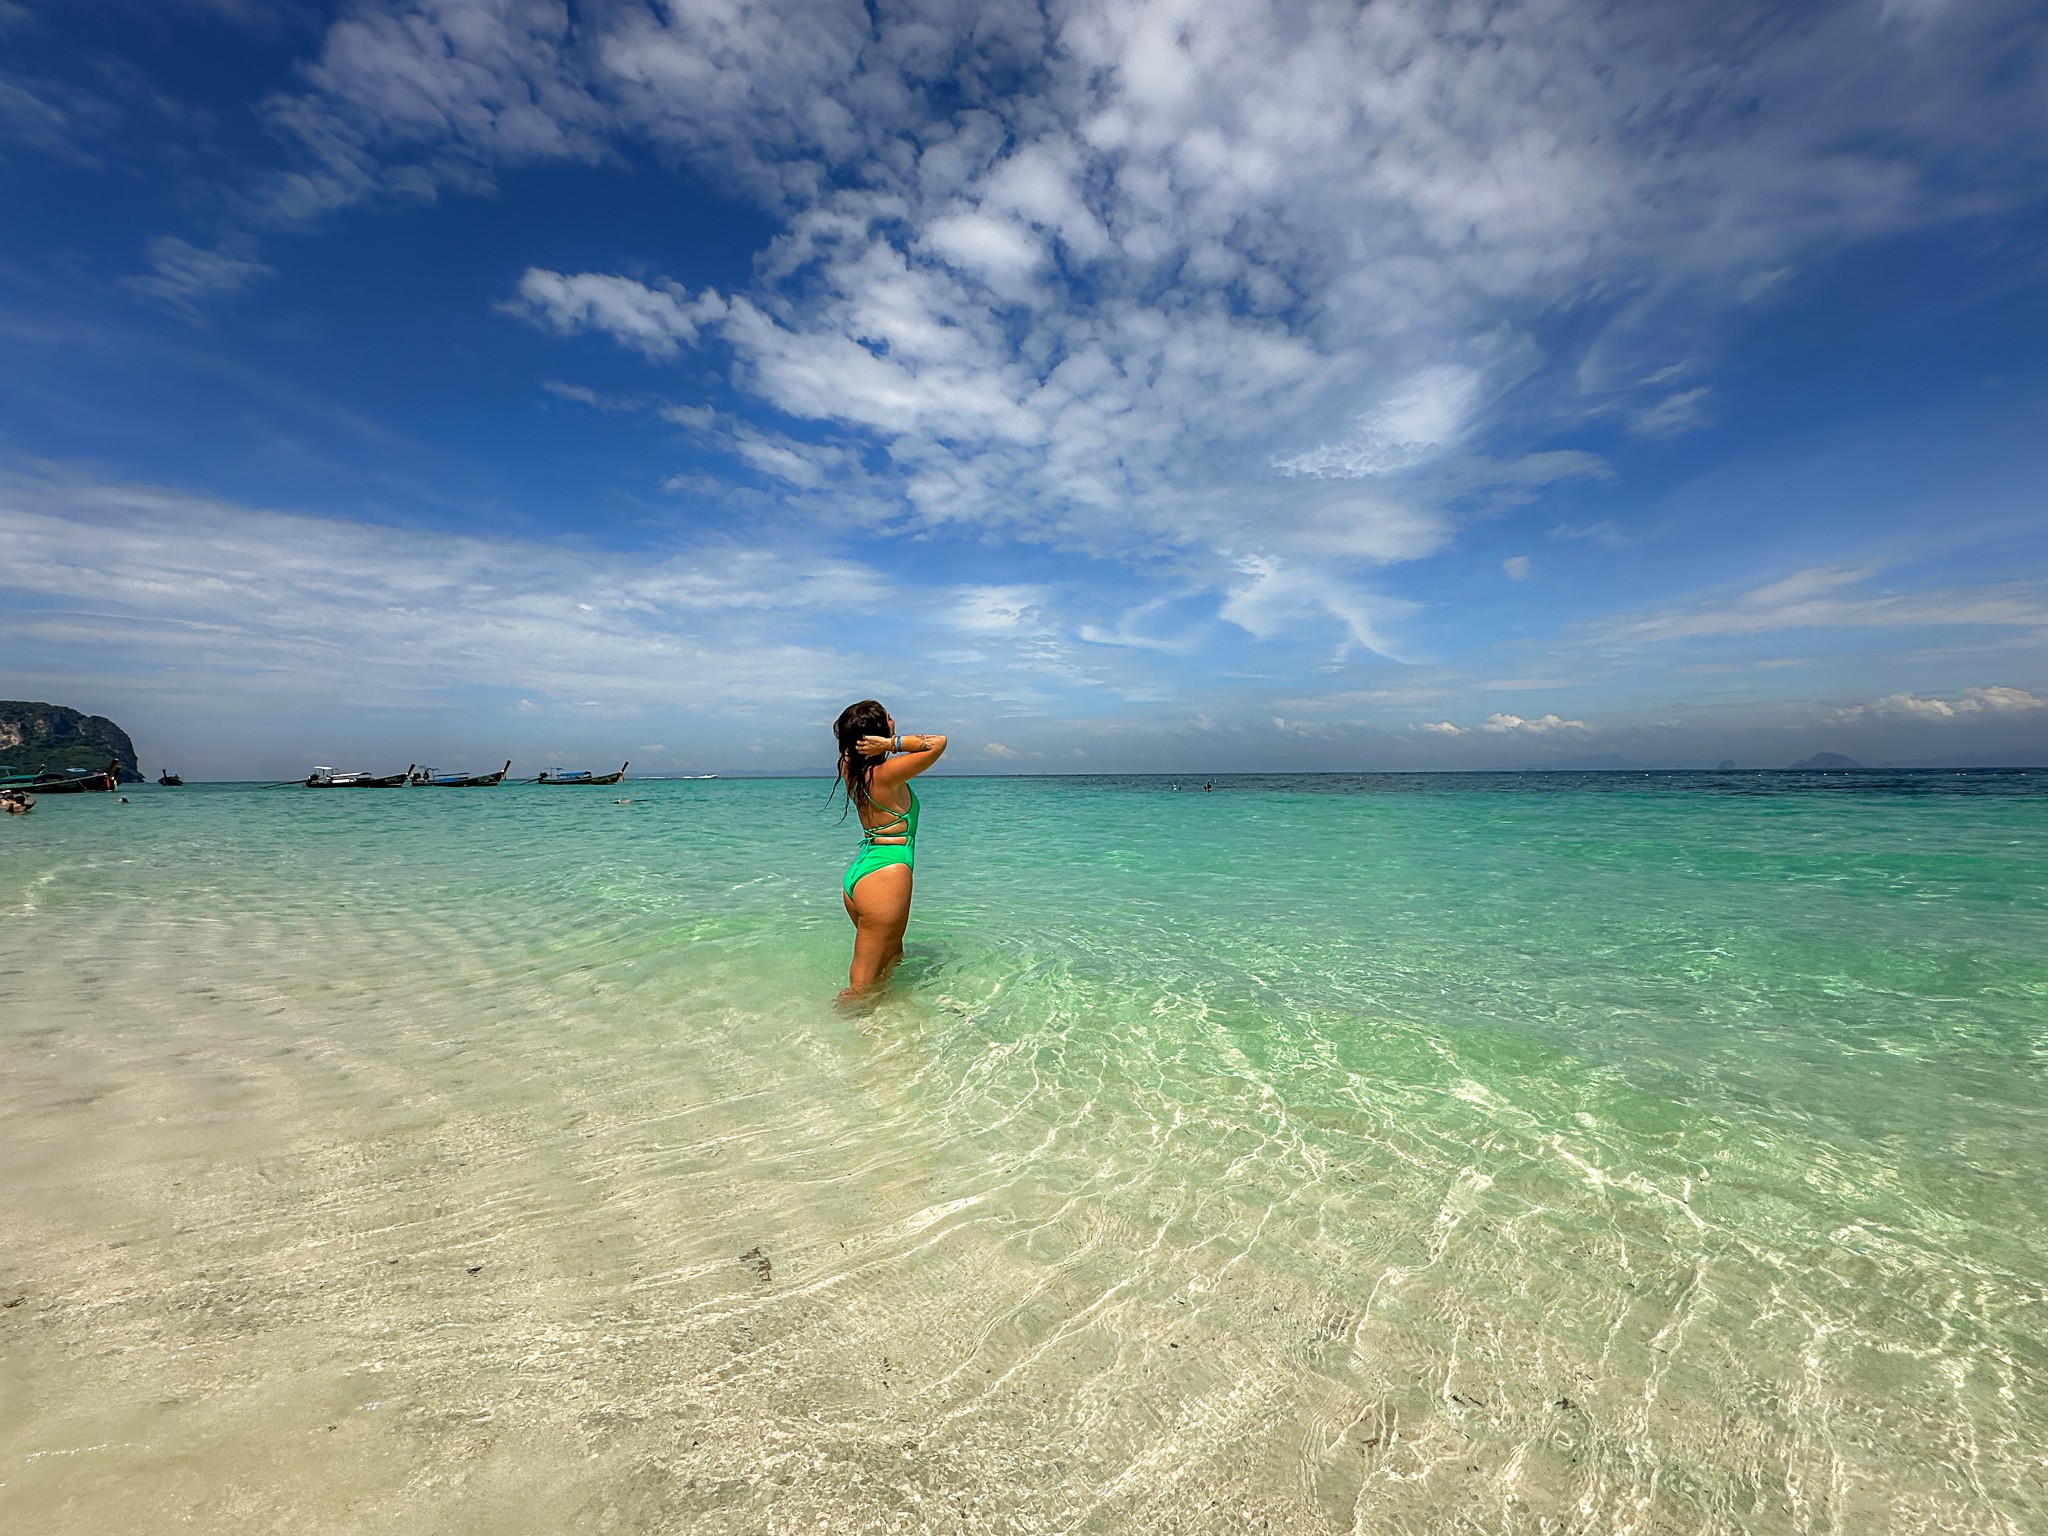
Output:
(860, 785), (918, 845)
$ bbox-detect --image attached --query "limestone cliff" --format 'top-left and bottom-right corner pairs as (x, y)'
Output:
(0, 702), (143, 783)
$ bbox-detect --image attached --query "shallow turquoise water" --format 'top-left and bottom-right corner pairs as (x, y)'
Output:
(3, 772), (2044, 1533)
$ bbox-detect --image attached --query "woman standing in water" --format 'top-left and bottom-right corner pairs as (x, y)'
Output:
(833, 700), (947, 1001)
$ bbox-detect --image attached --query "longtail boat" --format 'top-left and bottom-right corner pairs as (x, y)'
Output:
(412, 760), (512, 787)
(0, 764), (48, 788)
(158, 771), (183, 786)
(26, 768), (116, 794)
(537, 761), (629, 785)
(305, 764), (415, 788)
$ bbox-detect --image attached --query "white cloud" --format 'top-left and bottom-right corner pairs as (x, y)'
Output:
(948, 586), (1048, 636)
(1288, 498), (1452, 565)
(1838, 686), (2046, 722)
(178, 0), (2047, 660)
(921, 210), (1045, 295)
(254, 0), (608, 221)
(1479, 712), (1588, 734)
(507, 268), (725, 358)
(1275, 368), (1484, 480)
(1502, 555), (1532, 581)
(1417, 721), (1464, 735)
(983, 741), (1023, 759)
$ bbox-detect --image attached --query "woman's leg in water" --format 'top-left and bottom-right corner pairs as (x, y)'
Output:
(840, 863), (911, 1001)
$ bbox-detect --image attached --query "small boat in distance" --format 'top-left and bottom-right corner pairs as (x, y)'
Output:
(411, 760), (512, 787)
(537, 762), (629, 785)
(158, 770), (183, 786)
(0, 764), (48, 788)
(306, 765), (415, 788)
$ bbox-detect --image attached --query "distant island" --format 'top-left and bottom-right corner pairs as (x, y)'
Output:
(0, 701), (142, 783)
(1786, 752), (1868, 771)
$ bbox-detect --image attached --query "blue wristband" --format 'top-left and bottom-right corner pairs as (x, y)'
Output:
(893, 735), (902, 752)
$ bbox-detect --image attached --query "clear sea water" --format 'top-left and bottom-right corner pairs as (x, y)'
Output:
(2, 772), (2044, 1533)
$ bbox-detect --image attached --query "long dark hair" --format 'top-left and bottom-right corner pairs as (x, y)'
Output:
(833, 698), (890, 813)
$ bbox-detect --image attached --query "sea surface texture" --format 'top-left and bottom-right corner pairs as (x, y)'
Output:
(3, 772), (2043, 1534)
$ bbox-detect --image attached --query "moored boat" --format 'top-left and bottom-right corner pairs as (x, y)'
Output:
(158, 770), (183, 786)
(0, 764), (48, 788)
(305, 764), (415, 788)
(26, 769), (115, 794)
(412, 760), (512, 787)
(537, 761), (629, 785)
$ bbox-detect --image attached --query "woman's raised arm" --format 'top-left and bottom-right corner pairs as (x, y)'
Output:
(857, 733), (948, 787)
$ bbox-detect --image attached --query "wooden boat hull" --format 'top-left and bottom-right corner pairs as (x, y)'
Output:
(538, 762), (628, 785)
(306, 765), (415, 788)
(417, 760), (512, 787)
(27, 773), (113, 794)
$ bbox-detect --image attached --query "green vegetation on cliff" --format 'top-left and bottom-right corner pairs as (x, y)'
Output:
(0, 702), (142, 783)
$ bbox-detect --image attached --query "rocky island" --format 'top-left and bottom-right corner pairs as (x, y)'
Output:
(0, 702), (142, 783)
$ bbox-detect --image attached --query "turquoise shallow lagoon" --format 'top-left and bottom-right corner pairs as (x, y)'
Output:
(3, 772), (2044, 1532)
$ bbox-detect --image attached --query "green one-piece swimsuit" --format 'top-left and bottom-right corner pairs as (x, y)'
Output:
(843, 786), (919, 898)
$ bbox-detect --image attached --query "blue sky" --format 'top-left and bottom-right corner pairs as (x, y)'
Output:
(2, 0), (2045, 776)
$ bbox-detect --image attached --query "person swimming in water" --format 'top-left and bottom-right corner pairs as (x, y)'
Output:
(832, 700), (947, 1002)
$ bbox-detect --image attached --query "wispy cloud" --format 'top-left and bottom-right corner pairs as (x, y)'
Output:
(1076, 597), (1197, 655)
(124, 236), (275, 313)
(1629, 386), (1712, 438)
(1218, 557), (1420, 660)
(1584, 564), (2048, 645)
(0, 467), (887, 714)
(0, 66), (121, 165)
(1547, 520), (1630, 546)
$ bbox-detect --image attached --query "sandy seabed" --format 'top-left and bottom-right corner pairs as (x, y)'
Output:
(5, 782), (2043, 1533)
